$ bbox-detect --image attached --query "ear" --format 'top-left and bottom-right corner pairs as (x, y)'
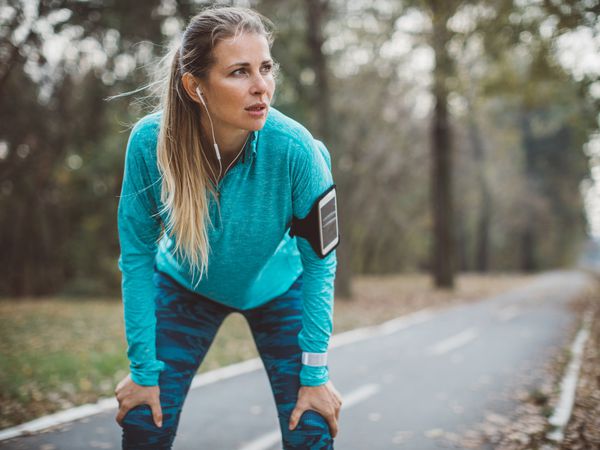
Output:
(181, 72), (204, 103)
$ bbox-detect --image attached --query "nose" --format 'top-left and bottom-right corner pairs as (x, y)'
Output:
(250, 72), (269, 96)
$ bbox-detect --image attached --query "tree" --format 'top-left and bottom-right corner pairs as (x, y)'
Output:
(0, 0), (165, 296)
(426, 0), (461, 287)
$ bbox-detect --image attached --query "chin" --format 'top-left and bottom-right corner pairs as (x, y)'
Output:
(246, 118), (268, 131)
(251, 122), (267, 131)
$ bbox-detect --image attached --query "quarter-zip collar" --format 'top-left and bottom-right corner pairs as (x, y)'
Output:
(241, 130), (258, 164)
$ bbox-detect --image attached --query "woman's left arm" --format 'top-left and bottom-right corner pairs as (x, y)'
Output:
(288, 138), (343, 434)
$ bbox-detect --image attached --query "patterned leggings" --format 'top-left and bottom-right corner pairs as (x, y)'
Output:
(121, 269), (334, 449)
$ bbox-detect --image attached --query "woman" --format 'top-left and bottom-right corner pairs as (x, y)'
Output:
(114, 5), (342, 449)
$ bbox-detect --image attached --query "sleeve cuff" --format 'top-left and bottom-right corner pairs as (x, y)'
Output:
(130, 359), (166, 386)
(300, 364), (329, 386)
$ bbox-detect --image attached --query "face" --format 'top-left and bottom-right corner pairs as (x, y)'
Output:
(198, 32), (275, 136)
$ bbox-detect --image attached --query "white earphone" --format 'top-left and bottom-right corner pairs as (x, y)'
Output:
(195, 86), (249, 189)
(195, 86), (221, 162)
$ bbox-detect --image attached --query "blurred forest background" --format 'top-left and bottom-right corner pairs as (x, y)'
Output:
(1, 0), (599, 299)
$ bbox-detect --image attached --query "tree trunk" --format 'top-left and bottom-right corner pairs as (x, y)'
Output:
(519, 111), (537, 272)
(430, 2), (455, 288)
(305, 0), (352, 297)
(467, 101), (490, 272)
(305, 0), (331, 141)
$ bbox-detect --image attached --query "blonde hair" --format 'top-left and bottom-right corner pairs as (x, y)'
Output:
(153, 6), (274, 281)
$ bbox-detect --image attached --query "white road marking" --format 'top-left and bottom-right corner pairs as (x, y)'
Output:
(0, 306), (432, 442)
(428, 328), (478, 355)
(190, 358), (263, 389)
(0, 398), (118, 442)
(330, 309), (434, 348)
(0, 358), (264, 442)
(547, 310), (593, 442)
(237, 383), (381, 450)
(342, 383), (381, 408)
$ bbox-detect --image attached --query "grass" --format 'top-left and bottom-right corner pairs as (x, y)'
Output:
(0, 272), (533, 429)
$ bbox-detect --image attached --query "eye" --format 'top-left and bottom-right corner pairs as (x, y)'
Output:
(231, 68), (247, 76)
(260, 64), (273, 74)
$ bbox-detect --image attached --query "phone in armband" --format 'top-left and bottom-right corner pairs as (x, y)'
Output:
(289, 184), (340, 258)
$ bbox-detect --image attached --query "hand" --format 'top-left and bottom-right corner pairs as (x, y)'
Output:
(288, 380), (343, 438)
(114, 373), (163, 428)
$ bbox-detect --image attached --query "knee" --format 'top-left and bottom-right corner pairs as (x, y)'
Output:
(121, 404), (178, 450)
(281, 410), (334, 450)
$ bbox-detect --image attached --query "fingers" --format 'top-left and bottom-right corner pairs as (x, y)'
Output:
(289, 383), (342, 438)
(324, 381), (342, 423)
(114, 376), (162, 429)
(288, 402), (339, 437)
(114, 400), (162, 428)
(150, 397), (163, 428)
(327, 414), (338, 438)
(326, 387), (341, 436)
(313, 407), (338, 438)
(115, 404), (130, 428)
(334, 392), (342, 421)
(288, 404), (305, 431)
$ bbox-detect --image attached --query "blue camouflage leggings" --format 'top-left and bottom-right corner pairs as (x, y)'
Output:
(121, 269), (333, 449)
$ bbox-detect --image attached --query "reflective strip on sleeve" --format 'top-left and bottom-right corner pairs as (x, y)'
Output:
(302, 352), (328, 367)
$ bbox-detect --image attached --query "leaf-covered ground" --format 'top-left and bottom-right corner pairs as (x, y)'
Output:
(558, 279), (600, 450)
(425, 277), (600, 450)
(0, 272), (534, 429)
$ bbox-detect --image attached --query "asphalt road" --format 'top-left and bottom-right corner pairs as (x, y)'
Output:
(1, 269), (594, 450)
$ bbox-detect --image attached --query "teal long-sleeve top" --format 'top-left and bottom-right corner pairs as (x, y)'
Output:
(117, 107), (337, 387)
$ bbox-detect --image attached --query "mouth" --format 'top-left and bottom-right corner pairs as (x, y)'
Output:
(245, 102), (268, 113)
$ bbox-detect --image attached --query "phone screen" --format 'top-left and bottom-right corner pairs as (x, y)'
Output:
(320, 196), (338, 250)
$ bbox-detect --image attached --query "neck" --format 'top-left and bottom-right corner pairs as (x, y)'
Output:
(202, 122), (250, 157)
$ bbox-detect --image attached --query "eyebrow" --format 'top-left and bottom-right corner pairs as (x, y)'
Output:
(225, 60), (273, 69)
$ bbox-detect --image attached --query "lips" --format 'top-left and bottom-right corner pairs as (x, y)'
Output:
(245, 102), (267, 111)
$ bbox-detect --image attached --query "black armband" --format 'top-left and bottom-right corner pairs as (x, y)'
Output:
(289, 184), (340, 258)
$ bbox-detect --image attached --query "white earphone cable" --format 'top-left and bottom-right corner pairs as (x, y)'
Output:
(196, 86), (248, 189)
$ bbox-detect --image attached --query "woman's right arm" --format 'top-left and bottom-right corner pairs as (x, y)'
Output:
(117, 117), (165, 386)
(115, 117), (165, 428)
